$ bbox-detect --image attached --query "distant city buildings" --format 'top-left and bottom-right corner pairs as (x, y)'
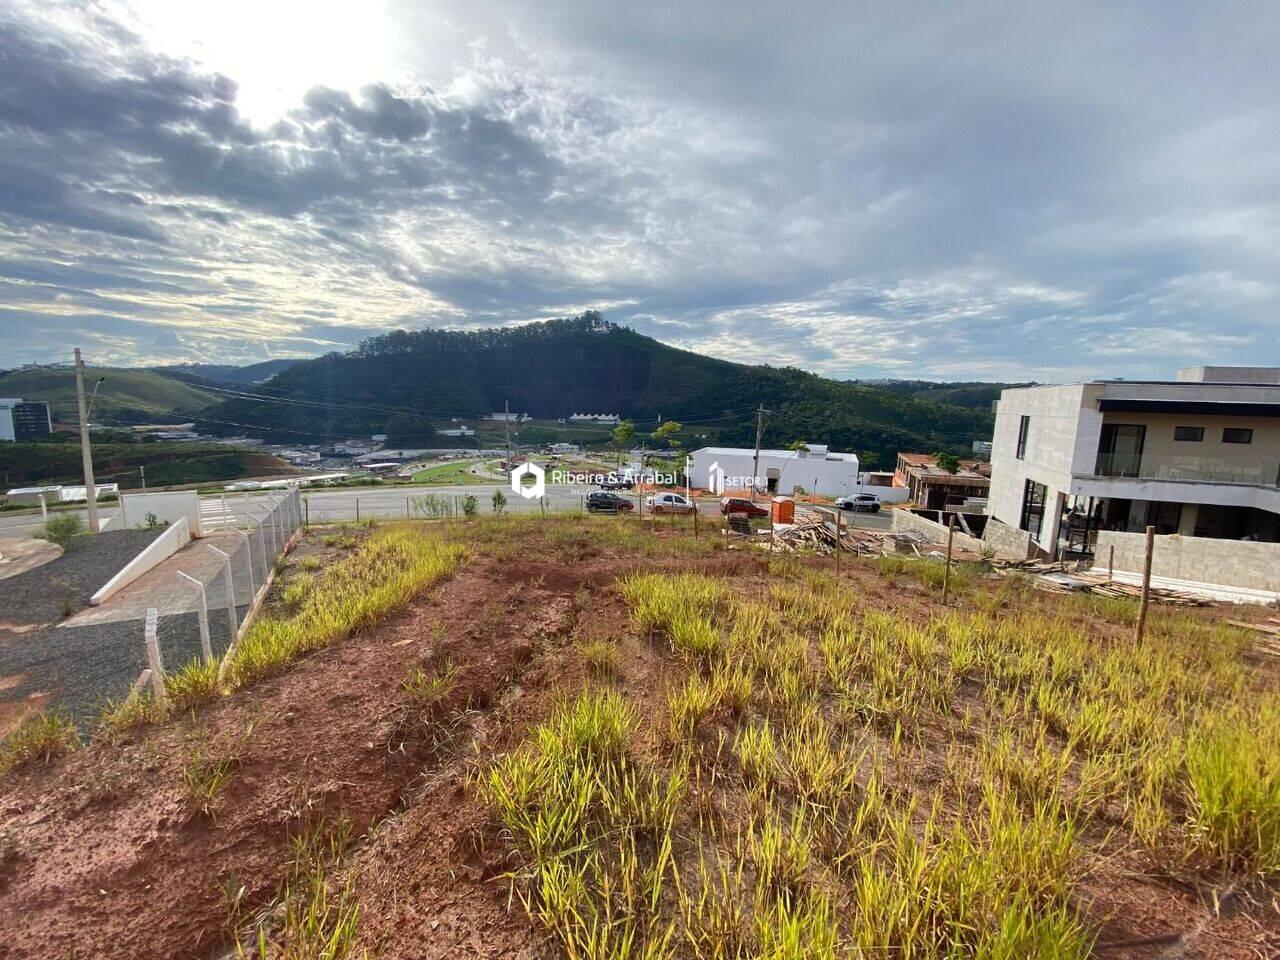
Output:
(0, 398), (52, 441)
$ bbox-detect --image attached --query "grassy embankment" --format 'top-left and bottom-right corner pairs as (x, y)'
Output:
(479, 552), (1280, 957)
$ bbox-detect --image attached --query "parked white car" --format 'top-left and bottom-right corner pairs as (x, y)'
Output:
(645, 492), (696, 515)
(834, 493), (881, 513)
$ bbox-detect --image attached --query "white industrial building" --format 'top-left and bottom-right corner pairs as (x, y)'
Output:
(689, 443), (863, 496)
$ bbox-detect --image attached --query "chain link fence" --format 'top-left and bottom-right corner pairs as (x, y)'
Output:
(143, 488), (301, 703)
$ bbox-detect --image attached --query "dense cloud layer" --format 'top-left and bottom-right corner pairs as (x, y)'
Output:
(0, 1), (1276, 379)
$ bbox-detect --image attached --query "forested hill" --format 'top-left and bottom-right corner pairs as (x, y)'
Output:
(202, 313), (1003, 463)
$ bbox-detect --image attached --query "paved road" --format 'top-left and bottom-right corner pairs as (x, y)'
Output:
(2, 484), (895, 536)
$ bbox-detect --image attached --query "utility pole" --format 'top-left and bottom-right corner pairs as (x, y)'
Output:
(504, 400), (513, 467)
(750, 403), (769, 503)
(73, 347), (100, 533)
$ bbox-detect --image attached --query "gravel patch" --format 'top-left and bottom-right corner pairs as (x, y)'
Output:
(0, 528), (163, 625)
(0, 527), (174, 728)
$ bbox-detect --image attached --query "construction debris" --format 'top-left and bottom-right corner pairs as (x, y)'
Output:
(768, 517), (887, 556)
(993, 559), (1210, 606)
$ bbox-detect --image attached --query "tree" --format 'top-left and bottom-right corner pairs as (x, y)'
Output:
(612, 419), (636, 466)
(787, 439), (809, 452)
(651, 420), (683, 451)
(933, 451), (961, 474)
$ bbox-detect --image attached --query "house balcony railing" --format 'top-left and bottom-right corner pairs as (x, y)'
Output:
(1091, 453), (1280, 487)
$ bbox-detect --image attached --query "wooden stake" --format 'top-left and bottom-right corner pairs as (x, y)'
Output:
(1134, 525), (1155, 645)
(1108, 544), (1115, 582)
(835, 508), (842, 576)
(942, 514), (956, 604)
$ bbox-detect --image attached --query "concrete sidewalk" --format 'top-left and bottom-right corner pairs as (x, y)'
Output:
(0, 537), (60, 581)
(62, 530), (256, 626)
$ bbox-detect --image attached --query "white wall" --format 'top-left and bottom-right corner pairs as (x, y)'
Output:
(89, 520), (191, 605)
(689, 448), (862, 496)
(119, 491), (204, 537)
(988, 383), (1098, 553)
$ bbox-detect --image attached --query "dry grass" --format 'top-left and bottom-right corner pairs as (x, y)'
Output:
(476, 536), (1279, 957)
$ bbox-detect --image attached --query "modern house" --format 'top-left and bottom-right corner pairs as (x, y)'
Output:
(893, 453), (991, 511)
(985, 367), (1280, 592)
(0, 398), (53, 441)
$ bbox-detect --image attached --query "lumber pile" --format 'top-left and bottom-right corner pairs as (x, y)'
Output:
(993, 561), (1210, 606)
(769, 517), (885, 556)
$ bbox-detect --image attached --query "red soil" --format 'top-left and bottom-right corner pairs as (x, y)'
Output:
(0, 527), (1275, 959)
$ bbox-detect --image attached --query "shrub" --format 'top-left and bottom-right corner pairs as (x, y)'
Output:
(0, 711), (80, 772)
(462, 494), (478, 517)
(39, 514), (83, 550)
(491, 489), (507, 515)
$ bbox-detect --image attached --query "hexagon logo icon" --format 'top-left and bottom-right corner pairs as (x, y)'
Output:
(510, 460), (545, 499)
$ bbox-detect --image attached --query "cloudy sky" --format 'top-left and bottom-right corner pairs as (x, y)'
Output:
(0, 1), (1276, 381)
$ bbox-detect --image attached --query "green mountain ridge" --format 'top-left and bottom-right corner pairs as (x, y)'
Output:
(202, 313), (1005, 465)
(0, 366), (217, 425)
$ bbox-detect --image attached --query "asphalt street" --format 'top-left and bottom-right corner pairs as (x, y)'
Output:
(1, 484), (895, 536)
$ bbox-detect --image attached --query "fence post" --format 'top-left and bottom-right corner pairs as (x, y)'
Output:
(1134, 525), (1155, 646)
(356, 497), (361, 522)
(834, 508), (841, 575)
(221, 493), (229, 530)
(253, 517), (267, 582)
(177, 571), (212, 660)
(233, 528), (255, 600)
(260, 506), (278, 558)
(304, 496), (310, 528)
(144, 607), (168, 707)
(406, 495), (411, 519)
(942, 514), (956, 604)
(208, 545), (238, 637)
(1108, 544), (1115, 582)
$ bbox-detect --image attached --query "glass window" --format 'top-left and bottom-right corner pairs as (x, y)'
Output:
(1173, 426), (1203, 442)
(1095, 423), (1146, 477)
(1222, 428), (1253, 444)
(1019, 479), (1046, 538)
(1015, 416), (1030, 460)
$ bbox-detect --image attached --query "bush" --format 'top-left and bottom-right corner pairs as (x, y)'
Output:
(462, 494), (478, 517)
(491, 489), (507, 515)
(39, 514), (83, 550)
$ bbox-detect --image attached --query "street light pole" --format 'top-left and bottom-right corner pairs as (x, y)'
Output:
(73, 347), (100, 533)
(750, 403), (769, 503)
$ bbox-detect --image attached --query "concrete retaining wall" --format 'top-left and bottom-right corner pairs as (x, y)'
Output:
(120, 491), (203, 537)
(891, 508), (987, 553)
(90, 520), (191, 606)
(981, 516), (1037, 561)
(1093, 530), (1280, 593)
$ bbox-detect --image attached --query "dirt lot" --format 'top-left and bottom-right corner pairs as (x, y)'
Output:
(0, 517), (1276, 959)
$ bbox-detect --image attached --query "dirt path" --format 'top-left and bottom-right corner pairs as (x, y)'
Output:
(0, 550), (592, 959)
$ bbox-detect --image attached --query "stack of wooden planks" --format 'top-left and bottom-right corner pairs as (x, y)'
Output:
(770, 517), (886, 556)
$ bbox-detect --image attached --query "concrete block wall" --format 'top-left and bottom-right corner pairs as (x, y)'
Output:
(891, 508), (987, 554)
(981, 516), (1037, 561)
(1094, 529), (1280, 592)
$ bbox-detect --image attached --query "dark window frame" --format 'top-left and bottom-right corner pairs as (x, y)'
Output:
(1173, 426), (1204, 442)
(1015, 415), (1030, 460)
(1222, 427), (1253, 444)
(1095, 423), (1146, 477)
(1019, 478), (1046, 539)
